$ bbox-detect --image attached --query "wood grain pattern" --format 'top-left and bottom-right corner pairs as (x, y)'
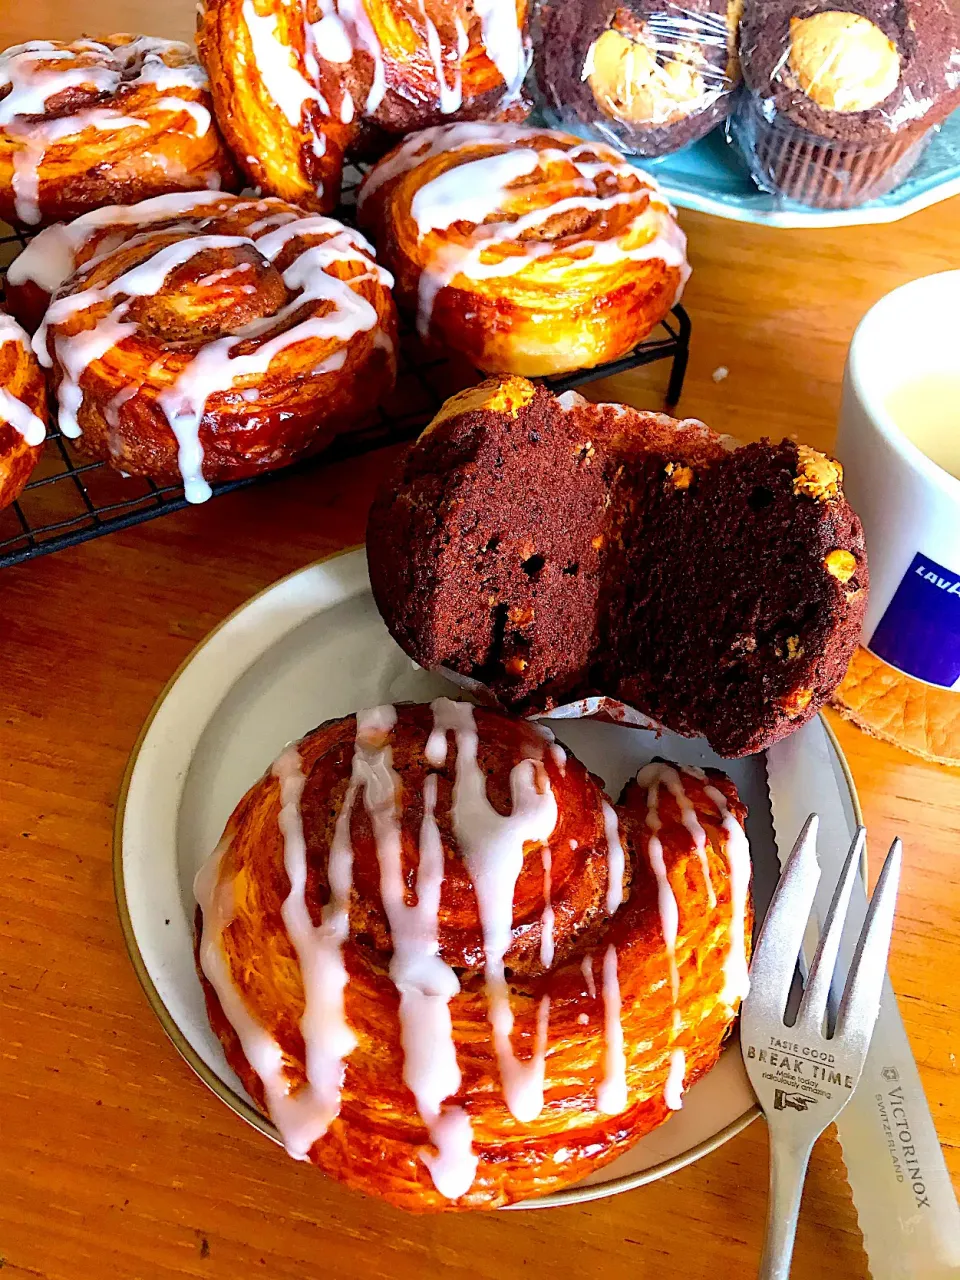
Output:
(1, 2), (959, 1276)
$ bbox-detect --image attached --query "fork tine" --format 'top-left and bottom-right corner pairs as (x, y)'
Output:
(795, 827), (865, 1033)
(746, 814), (821, 1022)
(835, 838), (903, 1049)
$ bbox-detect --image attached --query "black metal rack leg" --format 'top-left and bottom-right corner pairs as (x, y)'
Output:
(664, 304), (692, 408)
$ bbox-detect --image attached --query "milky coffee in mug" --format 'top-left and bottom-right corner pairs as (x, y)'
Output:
(837, 270), (960, 690)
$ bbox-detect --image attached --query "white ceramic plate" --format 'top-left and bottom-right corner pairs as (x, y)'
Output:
(115, 547), (862, 1208)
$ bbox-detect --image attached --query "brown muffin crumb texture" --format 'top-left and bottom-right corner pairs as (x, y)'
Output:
(367, 379), (868, 758)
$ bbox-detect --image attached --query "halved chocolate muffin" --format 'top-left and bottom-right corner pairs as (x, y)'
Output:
(535, 0), (743, 156)
(367, 377), (868, 758)
(732, 0), (960, 208)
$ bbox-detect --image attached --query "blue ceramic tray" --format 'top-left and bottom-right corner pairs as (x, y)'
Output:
(543, 107), (960, 228)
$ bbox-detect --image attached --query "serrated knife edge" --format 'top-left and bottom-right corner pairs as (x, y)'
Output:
(764, 717), (960, 1280)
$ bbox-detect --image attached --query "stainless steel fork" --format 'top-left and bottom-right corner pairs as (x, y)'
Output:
(741, 814), (903, 1280)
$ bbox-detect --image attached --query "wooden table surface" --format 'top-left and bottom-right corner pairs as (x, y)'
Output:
(2, 5), (960, 1278)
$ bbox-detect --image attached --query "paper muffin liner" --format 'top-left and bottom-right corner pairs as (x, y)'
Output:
(730, 91), (933, 209)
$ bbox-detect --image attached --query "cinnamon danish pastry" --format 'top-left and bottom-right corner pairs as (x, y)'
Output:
(356, 122), (689, 376)
(0, 313), (47, 511)
(195, 699), (752, 1210)
(31, 192), (397, 502)
(0, 36), (237, 228)
(198, 0), (531, 213)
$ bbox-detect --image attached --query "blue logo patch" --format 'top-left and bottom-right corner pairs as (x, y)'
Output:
(869, 553), (960, 688)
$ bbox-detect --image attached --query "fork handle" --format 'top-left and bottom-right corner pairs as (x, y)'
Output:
(758, 1135), (814, 1280)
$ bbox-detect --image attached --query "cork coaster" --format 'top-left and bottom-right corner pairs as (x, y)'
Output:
(830, 646), (960, 768)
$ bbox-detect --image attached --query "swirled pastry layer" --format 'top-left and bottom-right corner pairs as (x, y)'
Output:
(357, 122), (689, 376)
(0, 313), (47, 511)
(30, 192), (397, 502)
(0, 36), (238, 228)
(195, 699), (752, 1211)
(198, 0), (531, 212)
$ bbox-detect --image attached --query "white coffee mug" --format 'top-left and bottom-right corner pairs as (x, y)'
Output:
(836, 270), (960, 690)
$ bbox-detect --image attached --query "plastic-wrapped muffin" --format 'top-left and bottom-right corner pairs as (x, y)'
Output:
(535, 0), (743, 156)
(732, 1), (960, 209)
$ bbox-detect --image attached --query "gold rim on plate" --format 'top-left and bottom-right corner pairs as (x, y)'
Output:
(113, 546), (865, 1209)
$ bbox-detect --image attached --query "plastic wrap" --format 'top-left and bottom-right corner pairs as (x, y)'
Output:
(730, 0), (960, 209)
(533, 1), (743, 157)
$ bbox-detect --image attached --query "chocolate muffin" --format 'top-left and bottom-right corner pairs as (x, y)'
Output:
(535, 0), (743, 156)
(732, 0), (960, 208)
(367, 377), (868, 758)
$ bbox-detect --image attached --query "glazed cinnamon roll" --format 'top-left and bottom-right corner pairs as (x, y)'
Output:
(31, 192), (397, 502)
(195, 699), (752, 1211)
(356, 122), (689, 376)
(0, 36), (238, 228)
(0, 313), (47, 511)
(198, 0), (531, 213)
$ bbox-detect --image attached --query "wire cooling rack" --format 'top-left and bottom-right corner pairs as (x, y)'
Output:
(0, 176), (691, 569)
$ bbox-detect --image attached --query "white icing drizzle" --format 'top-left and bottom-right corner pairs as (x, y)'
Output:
(664, 1047), (685, 1111)
(472, 0), (529, 95)
(702, 780), (751, 1006)
(351, 705), (478, 1200)
(597, 944), (627, 1114)
(635, 762), (685, 1112)
(32, 200), (391, 501)
(636, 764), (681, 1024)
(669, 767), (715, 908)
(0, 388), (45, 447)
(540, 845), (554, 970)
(429, 697), (557, 1123)
(360, 123), (690, 335)
(272, 743), (359, 1157)
(194, 735), (359, 1162)
(7, 190), (232, 293)
(333, 0), (387, 114)
(0, 317), (45, 446)
(411, 147), (540, 235)
(601, 799), (625, 915)
(0, 38), (213, 225)
(640, 762), (686, 1024)
(581, 953), (596, 999)
(242, 1), (329, 125)
(312, 13), (353, 63)
(156, 96), (211, 136)
(358, 121), (538, 205)
(417, 1), (464, 115)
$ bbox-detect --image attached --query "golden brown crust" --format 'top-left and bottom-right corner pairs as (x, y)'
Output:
(830, 646), (960, 768)
(198, 0), (531, 213)
(787, 12), (901, 113)
(0, 36), (238, 229)
(0, 316), (47, 511)
(34, 192), (397, 494)
(357, 123), (689, 376)
(196, 702), (752, 1211)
